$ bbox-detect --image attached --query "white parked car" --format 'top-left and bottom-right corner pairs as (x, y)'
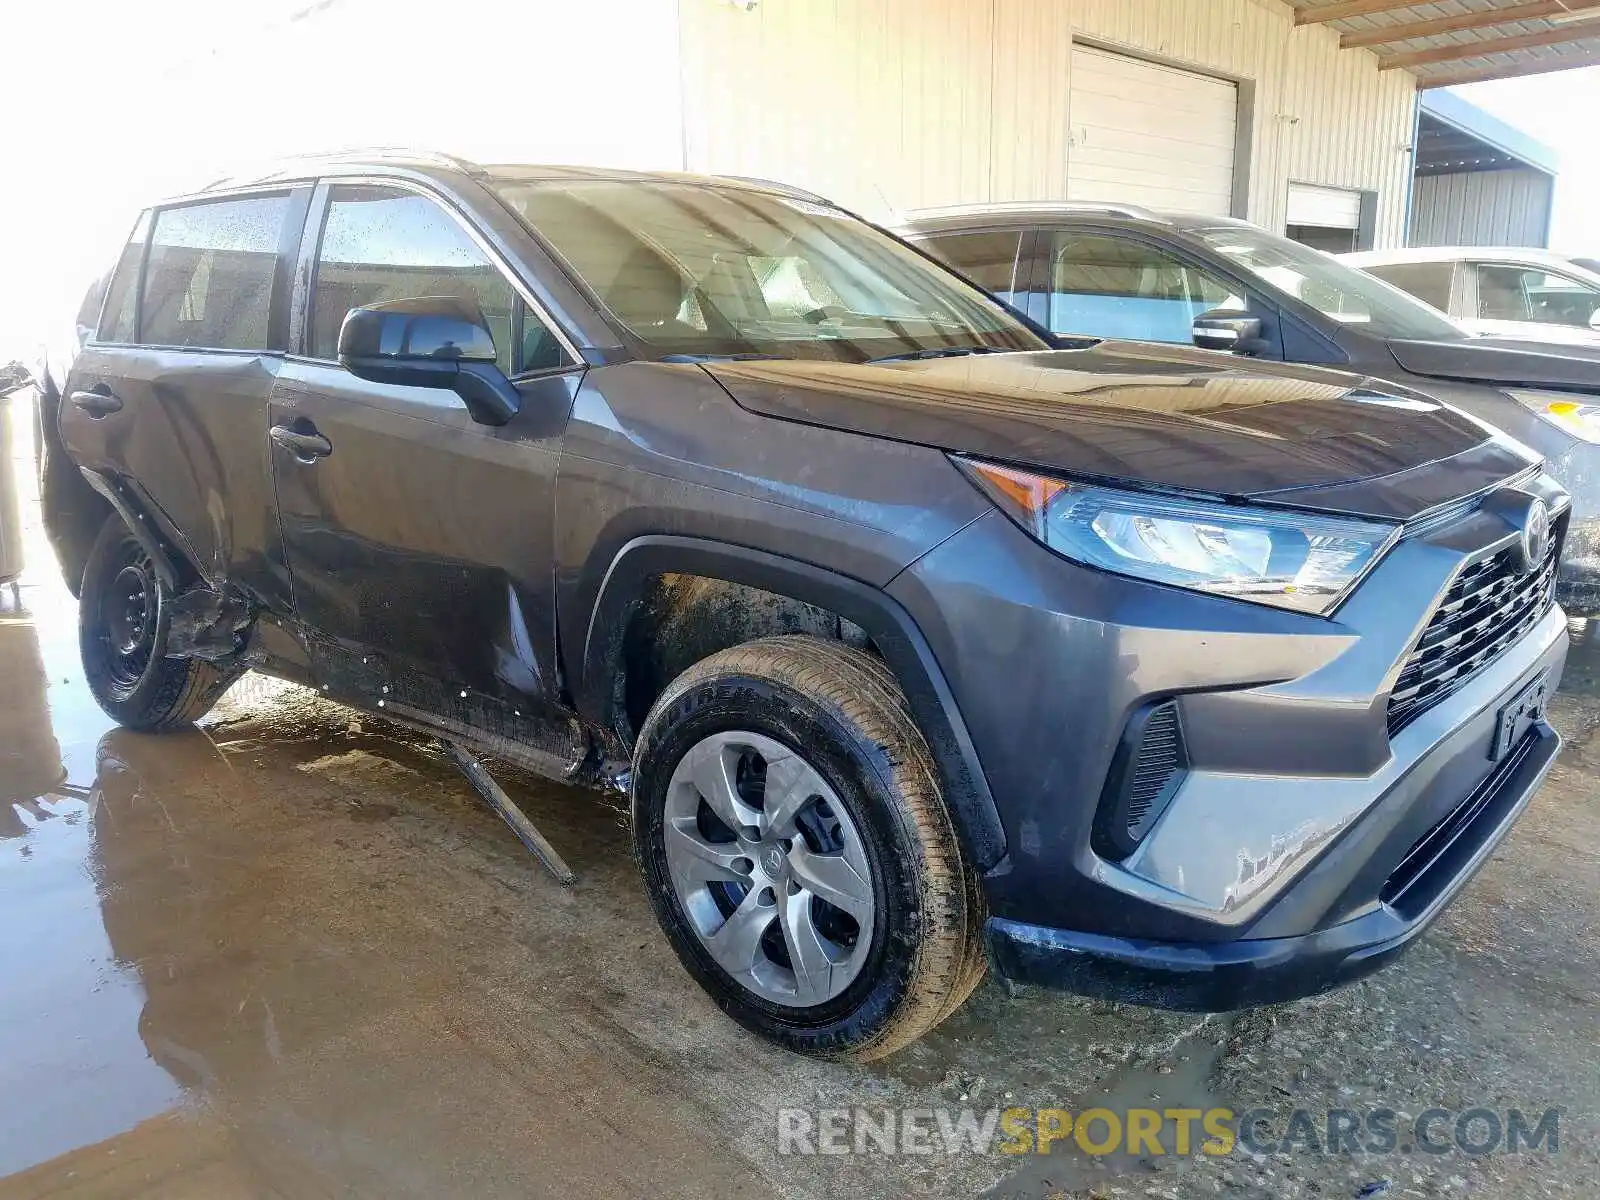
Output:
(1343, 246), (1600, 347)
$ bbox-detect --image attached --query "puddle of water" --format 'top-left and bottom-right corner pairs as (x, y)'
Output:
(0, 395), (186, 1175)
(981, 1016), (1234, 1198)
(0, 794), (186, 1176)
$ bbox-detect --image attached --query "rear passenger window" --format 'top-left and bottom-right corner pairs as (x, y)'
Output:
(313, 186), (551, 376)
(97, 212), (151, 343)
(141, 195), (289, 350)
(1366, 262), (1454, 313)
(921, 232), (1023, 306)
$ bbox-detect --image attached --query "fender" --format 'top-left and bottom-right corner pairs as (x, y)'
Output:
(79, 469), (188, 593)
(580, 534), (1008, 872)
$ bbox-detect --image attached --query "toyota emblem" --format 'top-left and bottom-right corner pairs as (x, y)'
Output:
(1519, 498), (1551, 574)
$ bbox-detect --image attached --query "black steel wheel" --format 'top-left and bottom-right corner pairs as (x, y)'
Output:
(79, 514), (238, 731)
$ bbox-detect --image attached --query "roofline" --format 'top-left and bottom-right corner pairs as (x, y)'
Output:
(902, 200), (1176, 226)
(202, 147), (491, 192)
(713, 175), (835, 205)
(1419, 92), (1561, 177)
(1348, 245), (1573, 261)
(1347, 246), (1600, 282)
(178, 152), (834, 209)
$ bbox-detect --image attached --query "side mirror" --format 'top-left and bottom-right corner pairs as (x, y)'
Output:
(1589, 306), (1600, 332)
(1192, 311), (1265, 356)
(338, 297), (520, 427)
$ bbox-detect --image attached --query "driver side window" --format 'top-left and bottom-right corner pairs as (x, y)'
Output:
(312, 185), (570, 376)
(1047, 232), (1242, 343)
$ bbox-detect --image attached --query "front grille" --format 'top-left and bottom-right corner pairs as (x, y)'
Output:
(1126, 704), (1184, 841)
(1386, 518), (1563, 735)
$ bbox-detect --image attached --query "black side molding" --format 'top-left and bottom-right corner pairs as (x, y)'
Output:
(580, 535), (1008, 872)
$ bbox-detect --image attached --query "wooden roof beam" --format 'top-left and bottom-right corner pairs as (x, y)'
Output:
(1381, 22), (1600, 68)
(1418, 44), (1600, 84)
(1342, 0), (1600, 49)
(1296, 1), (1423, 25)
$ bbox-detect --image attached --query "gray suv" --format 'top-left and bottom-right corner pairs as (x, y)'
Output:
(42, 155), (1568, 1060)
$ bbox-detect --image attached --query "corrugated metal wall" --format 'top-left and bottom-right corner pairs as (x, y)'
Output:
(678, 0), (1417, 245)
(1410, 170), (1554, 249)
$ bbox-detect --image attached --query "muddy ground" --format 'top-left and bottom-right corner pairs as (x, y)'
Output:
(1, 393), (1596, 1199)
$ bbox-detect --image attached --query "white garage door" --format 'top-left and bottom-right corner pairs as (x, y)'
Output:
(1066, 46), (1238, 218)
(1286, 183), (1362, 230)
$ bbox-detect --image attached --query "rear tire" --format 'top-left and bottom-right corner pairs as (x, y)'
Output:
(632, 635), (985, 1061)
(79, 514), (238, 731)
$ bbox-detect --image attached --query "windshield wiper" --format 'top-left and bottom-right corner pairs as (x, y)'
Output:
(867, 346), (1008, 364)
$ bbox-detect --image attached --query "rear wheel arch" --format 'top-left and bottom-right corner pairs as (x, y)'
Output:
(579, 535), (1007, 873)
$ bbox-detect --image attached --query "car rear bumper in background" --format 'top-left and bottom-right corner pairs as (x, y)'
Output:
(987, 718), (1561, 1010)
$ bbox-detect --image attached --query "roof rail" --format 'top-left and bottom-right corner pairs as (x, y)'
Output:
(905, 200), (1169, 223)
(715, 175), (834, 205)
(202, 147), (487, 191)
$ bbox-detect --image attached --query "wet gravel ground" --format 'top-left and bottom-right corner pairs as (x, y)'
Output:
(1, 394), (1597, 1199)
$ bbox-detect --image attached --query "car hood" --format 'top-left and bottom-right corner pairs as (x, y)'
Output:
(701, 342), (1535, 521)
(1387, 336), (1600, 394)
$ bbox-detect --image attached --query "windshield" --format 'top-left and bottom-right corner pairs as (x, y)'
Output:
(490, 176), (1046, 362)
(1191, 227), (1467, 341)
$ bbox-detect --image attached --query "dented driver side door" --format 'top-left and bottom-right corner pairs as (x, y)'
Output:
(268, 180), (586, 750)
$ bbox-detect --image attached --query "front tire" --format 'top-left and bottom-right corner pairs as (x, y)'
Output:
(79, 514), (237, 731)
(632, 635), (985, 1061)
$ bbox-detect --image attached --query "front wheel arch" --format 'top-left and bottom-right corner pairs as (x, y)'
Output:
(579, 535), (1007, 873)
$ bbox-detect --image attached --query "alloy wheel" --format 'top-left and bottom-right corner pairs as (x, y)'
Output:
(662, 730), (876, 1007)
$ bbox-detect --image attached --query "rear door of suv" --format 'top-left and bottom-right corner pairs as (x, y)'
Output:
(60, 188), (311, 612)
(267, 178), (585, 737)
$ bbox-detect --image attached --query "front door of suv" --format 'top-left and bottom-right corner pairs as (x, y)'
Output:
(1027, 228), (1281, 354)
(268, 181), (584, 738)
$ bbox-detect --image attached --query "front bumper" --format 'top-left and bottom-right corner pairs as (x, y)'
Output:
(986, 717), (1560, 1010)
(888, 470), (1571, 1004)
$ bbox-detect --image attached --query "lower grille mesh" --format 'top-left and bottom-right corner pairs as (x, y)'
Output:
(1125, 703), (1184, 841)
(1387, 518), (1562, 735)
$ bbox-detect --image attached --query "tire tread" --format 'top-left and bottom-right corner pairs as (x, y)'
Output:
(640, 634), (985, 1061)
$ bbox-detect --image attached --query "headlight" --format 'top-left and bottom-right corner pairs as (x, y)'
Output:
(1508, 389), (1600, 445)
(957, 458), (1398, 615)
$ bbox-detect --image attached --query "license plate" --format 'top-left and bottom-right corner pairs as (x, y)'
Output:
(1491, 671), (1550, 761)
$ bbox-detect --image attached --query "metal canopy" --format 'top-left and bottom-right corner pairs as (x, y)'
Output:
(1414, 89), (1560, 175)
(1420, 89), (1555, 175)
(1291, 0), (1600, 87)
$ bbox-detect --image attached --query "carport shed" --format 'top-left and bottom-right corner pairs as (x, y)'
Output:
(108, 0), (1600, 252)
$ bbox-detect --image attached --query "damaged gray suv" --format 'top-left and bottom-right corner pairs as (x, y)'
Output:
(42, 153), (1569, 1061)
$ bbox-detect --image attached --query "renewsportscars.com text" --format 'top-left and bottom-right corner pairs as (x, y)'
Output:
(776, 1105), (1560, 1159)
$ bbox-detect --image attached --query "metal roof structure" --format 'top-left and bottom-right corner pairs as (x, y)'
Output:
(1289, 0), (1600, 88)
(1416, 89), (1561, 174)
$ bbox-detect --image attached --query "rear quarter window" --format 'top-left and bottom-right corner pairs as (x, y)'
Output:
(96, 212), (151, 343)
(1362, 262), (1454, 313)
(919, 231), (1023, 305)
(140, 195), (290, 350)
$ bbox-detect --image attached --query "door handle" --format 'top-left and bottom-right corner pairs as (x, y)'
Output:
(70, 389), (123, 417)
(269, 424), (333, 462)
